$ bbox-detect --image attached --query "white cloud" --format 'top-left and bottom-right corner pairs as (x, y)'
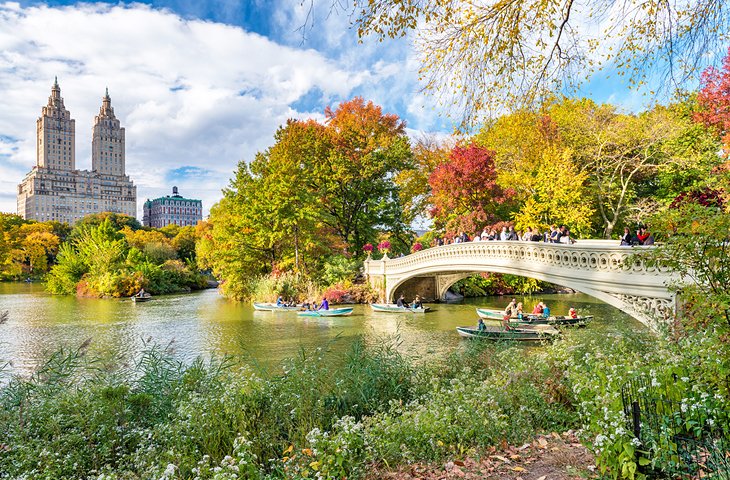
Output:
(0, 1), (424, 217)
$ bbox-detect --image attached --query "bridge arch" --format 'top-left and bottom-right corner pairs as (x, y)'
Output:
(364, 240), (676, 329)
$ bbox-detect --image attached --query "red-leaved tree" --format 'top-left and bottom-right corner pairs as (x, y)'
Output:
(695, 47), (730, 159)
(428, 143), (515, 235)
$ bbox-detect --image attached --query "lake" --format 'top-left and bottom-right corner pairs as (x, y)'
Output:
(0, 282), (647, 377)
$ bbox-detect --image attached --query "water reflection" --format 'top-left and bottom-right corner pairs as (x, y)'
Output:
(0, 283), (648, 377)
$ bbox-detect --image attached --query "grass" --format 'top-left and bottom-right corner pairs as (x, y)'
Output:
(2, 325), (709, 479)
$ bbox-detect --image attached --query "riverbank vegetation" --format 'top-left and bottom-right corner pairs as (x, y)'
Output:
(1, 309), (727, 479)
(45, 213), (207, 297)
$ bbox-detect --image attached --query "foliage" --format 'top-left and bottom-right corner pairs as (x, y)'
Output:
(696, 46), (730, 161)
(394, 135), (452, 224)
(452, 273), (544, 297)
(0, 213), (62, 280)
(202, 98), (413, 300)
(511, 147), (594, 235)
(46, 218), (205, 297)
(320, 255), (361, 287)
(339, 0), (729, 128)
(428, 143), (515, 235)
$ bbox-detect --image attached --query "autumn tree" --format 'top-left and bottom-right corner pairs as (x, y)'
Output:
(315, 97), (413, 251)
(428, 143), (514, 235)
(696, 46), (730, 179)
(395, 134), (453, 226)
(549, 99), (712, 237)
(313, 1), (730, 128)
(511, 147), (594, 235)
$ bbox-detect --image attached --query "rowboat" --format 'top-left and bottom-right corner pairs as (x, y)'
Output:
(476, 308), (510, 320)
(131, 294), (152, 303)
(511, 315), (593, 327)
(476, 308), (592, 326)
(456, 324), (559, 341)
(297, 307), (354, 317)
(370, 303), (431, 313)
(253, 302), (301, 312)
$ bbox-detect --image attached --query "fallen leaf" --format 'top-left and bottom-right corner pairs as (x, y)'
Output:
(517, 443), (531, 451)
(538, 438), (549, 448)
(490, 455), (511, 463)
(536, 476), (547, 480)
(551, 432), (561, 439)
(512, 466), (526, 472)
(454, 460), (465, 467)
(510, 454), (520, 460)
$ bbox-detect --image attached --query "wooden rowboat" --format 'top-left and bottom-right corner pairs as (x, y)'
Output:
(476, 308), (592, 326)
(510, 315), (593, 327)
(253, 302), (301, 312)
(370, 303), (431, 313)
(131, 294), (152, 303)
(476, 308), (510, 320)
(297, 307), (354, 317)
(456, 324), (559, 341)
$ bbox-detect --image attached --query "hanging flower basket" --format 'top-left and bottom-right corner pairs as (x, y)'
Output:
(377, 241), (391, 255)
(411, 242), (423, 253)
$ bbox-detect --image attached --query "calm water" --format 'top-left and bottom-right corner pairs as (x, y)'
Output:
(0, 282), (647, 377)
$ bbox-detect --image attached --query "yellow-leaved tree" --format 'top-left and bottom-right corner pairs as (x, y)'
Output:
(512, 147), (594, 236)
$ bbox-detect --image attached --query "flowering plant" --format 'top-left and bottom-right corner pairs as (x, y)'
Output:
(377, 241), (391, 254)
(362, 243), (374, 253)
(411, 242), (423, 253)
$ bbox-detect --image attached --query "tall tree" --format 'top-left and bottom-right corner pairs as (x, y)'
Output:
(428, 143), (514, 235)
(395, 135), (452, 226)
(314, 97), (413, 250)
(696, 46), (730, 174)
(551, 100), (697, 237)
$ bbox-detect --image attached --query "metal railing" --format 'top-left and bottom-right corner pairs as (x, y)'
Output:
(621, 376), (730, 479)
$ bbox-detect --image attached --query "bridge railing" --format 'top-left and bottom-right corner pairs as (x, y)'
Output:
(365, 240), (665, 277)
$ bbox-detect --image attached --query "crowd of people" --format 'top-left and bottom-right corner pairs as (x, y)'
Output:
(434, 224), (577, 246)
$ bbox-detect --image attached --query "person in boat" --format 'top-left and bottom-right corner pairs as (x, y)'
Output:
(569, 307), (578, 319)
(276, 296), (284, 307)
(318, 297), (329, 311)
(396, 294), (409, 308)
(542, 303), (551, 318)
(412, 295), (423, 309)
(515, 302), (524, 320)
(136, 288), (146, 298)
(532, 302), (544, 315)
(505, 298), (517, 316)
(478, 318), (487, 331)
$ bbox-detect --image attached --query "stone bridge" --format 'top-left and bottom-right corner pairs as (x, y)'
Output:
(364, 240), (677, 329)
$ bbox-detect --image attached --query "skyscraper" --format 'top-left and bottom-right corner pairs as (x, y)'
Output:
(17, 80), (137, 225)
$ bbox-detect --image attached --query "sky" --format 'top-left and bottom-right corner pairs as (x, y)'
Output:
(0, 0), (704, 219)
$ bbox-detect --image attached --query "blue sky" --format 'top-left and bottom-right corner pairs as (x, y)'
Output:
(0, 0), (705, 218)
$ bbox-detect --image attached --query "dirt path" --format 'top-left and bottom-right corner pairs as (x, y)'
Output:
(367, 431), (596, 480)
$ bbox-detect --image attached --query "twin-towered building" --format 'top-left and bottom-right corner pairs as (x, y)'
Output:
(16, 80), (203, 227)
(17, 79), (136, 225)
